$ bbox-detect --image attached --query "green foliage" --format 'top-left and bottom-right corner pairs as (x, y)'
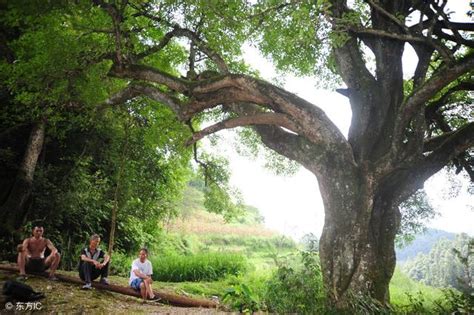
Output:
(264, 250), (326, 314)
(402, 234), (474, 291)
(108, 251), (133, 278)
(223, 282), (263, 313)
(436, 288), (474, 314)
(396, 190), (438, 247)
(230, 205), (265, 225)
(150, 253), (248, 282)
(253, 1), (325, 76)
(390, 268), (444, 313)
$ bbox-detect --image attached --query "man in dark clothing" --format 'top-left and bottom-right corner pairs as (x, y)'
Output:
(78, 234), (110, 289)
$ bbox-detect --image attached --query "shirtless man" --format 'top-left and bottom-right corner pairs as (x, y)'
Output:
(17, 226), (61, 280)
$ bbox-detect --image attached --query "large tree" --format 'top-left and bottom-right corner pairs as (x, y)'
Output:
(5, 0), (474, 308)
(91, 0), (474, 307)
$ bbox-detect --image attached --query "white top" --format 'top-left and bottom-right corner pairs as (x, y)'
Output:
(129, 258), (153, 285)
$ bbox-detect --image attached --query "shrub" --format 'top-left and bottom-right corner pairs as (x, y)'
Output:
(223, 283), (263, 313)
(150, 252), (248, 282)
(264, 250), (326, 314)
(109, 251), (133, 277)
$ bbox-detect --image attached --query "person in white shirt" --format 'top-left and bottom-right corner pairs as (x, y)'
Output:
(129, 248), (159, 301)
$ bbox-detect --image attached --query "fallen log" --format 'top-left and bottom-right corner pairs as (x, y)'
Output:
(0, 264), (219, 309)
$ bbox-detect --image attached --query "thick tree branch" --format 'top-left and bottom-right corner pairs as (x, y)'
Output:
(365, 0), (409, 33)
(133, 27), (179, 61)
(109, 64), (189, 93)
(402, 54), (474, 126)
(103, 83), (184, 117)
(392, 122), (474, 203)
(412, 44), (434, 88)
(425, 81), (474, 117)
(351, 28), (453, 61)
(423, 130), (456, 152)
(419, 122), (474, 177)
(186, 113), (299, 146)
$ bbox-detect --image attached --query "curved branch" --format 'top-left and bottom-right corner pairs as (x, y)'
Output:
(186, 113), (299, 146)
(102, 83), (184, 118)
(402, 54), (474, 126)
(420, 122), (474, 176)
(425, 81), (474, 117)
(394, 122), (474, 202)
(351, 28), (453, 61)
(104, 84), (142, 106)
(109, 64), (189, 93)
(133, 27), (180, 61)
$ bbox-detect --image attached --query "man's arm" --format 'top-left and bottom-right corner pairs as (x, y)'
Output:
(80, 251), (101, 268)
(21, 238), (31, 256)
(45, 239), (58, 255)
(98, 253), (110, 269)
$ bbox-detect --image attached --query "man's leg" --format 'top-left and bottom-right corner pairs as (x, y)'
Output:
(90, 267), (103, 281)
(99, 263), (109, 284)
(44, 251), (61, 277)
(80, 263), (92, 284)
(17, 245), (27, 276)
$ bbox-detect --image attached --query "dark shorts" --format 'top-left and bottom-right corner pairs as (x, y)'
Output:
(130, 278), (143, 291)
(25, 258), (47, 273)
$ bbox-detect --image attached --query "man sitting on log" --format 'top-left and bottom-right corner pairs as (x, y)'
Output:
(17, 225), (61, 281)
(129, 248), (160, 301)
(79, 234), (110, 289)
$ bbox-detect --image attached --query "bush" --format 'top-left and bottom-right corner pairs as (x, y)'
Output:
(264, 250), (326, 314)
(223, 283), (263, 313)
(109, 251), (133, 277)
(434, 289), (474, 314)
(150, 252), (248, 282)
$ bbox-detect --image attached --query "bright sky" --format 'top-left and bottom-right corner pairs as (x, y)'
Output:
(210, 2), (474, 240)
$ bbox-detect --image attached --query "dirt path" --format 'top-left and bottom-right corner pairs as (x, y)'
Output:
(0, 271), (228, 314)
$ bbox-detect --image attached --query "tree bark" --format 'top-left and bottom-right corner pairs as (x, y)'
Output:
(0, 121), (46, 232)
(318, 172), (400, 308)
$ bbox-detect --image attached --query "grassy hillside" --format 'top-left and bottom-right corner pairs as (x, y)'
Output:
(162, 185), (297, 270)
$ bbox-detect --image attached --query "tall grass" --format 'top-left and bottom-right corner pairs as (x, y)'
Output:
(150, 252), (248, 282)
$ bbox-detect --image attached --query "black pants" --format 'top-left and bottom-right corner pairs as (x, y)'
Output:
(79, 262), (109, 283)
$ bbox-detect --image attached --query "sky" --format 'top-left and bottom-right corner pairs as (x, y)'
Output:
(207, 1), (474, 240)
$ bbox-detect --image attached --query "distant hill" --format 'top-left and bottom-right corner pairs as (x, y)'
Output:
(396, 228), (456, 262)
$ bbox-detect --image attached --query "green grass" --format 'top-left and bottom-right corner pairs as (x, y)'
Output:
(150, 252), (249, 282)
(390, 267), (445, 308)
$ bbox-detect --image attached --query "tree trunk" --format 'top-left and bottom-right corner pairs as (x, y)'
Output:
(108, 123), (129, 255)
(318, 173), (401, 308)
(0, 121), (46, 232)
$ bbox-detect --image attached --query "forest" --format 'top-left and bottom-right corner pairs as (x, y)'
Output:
(0, 0), (473, 313)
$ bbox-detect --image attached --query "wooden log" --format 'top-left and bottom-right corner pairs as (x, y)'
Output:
(0, 264), (219, 309)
